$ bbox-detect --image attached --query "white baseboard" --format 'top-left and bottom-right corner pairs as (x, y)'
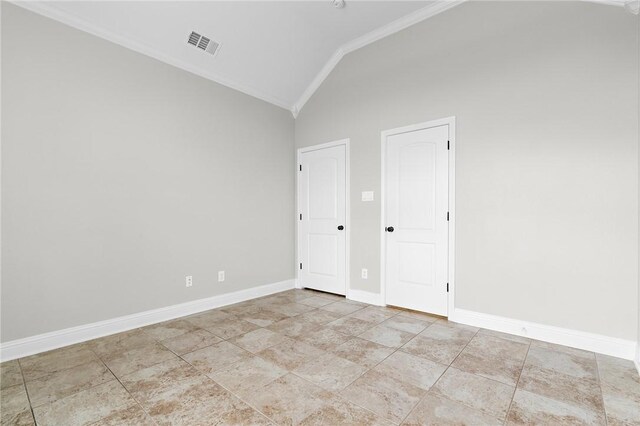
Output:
(450, 308), (637, 360)
(0, 279), (295, 362)
(347, 289), (384, 306)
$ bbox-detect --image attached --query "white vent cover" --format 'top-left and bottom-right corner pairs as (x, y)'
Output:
(187, 31), (220, 57)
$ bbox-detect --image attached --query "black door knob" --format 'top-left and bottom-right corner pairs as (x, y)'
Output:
(337, 225), (344, 230)
(386, 226), (394, 232)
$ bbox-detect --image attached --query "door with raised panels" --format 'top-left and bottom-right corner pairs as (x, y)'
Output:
(384, 124), (449, 315)
(298, 144), (346, 295)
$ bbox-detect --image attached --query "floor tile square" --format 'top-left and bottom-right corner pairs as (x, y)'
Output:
(403, 394), (503, 426)
(297, 309), (344, 325)
(87, 329), (156, 359)
(230, 328), (290, 353)
(294, 352), (367, 391)
(20, 344), (99, 382)
(101, 341), (177, 377)
(25, 360), (114, 407)
(348, 306), (397, 324)
(331, 337), (395, 368)
(518, 363), (604, 414)
(237, 307), (289, 327)
(506, 389), (606, 425)
(211, 356), (288, 398)
(451, 334), (529, 386)
(142, 318), (200, 340)
(340, 369), (425, 423)
(184, 309), (235, 329)
(401, 323), (476, 364)
(299, 395), (393, 425)
(204, 317), (261, 340)
(320, 301), (365, 316)
(297, 296), (335, 308)
(160, 328), (222, 355)
(379, 315), (431, 334)
(258, 338), (325, 371)
(182, 341), (252, 376)
(267, 302), (316, 317)
(243, 373), (333, 425)
(373, 351), (446, 390)
(359, 324), (415, 348)
(120, 358), (205, 406)
(32, 380), (134, 426)
(327, 316), (376, 336)
(432, 367), (515, 420)
(1, 384), (32, 425)
(525, 346), (598, 381)
(91, 404), (155, 426)
(0, 360), (23, 390)
(143, 375), (269, 425)
(267, 317), (320, 338)
(296, 327), (352, 351)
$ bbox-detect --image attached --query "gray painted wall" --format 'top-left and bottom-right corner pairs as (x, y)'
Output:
(295, 1), (639, 340)
(1, 4), (295, 342)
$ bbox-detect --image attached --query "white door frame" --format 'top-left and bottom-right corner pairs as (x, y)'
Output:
(296, 139), (350, 296)
(380, 117), (455, 317)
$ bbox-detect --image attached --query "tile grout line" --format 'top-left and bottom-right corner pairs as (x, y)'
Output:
(503, 339), (533, 426)
(86, 343), (160, 425)
(594, 355), (611, 426)
(16, 358), (38, 425)
(396, 324), (483, 425)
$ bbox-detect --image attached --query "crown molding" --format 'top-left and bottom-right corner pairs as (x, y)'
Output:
(292, 0), (466, 117)
(9, 1), (293, 112)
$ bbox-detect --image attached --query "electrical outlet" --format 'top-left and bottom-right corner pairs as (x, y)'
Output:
(361, 268), (368, 279)
(218, 271), (225, 282)
(185, 276), (193, 287)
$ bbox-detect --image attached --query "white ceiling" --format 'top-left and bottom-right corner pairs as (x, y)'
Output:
(14, 1), (458, 115)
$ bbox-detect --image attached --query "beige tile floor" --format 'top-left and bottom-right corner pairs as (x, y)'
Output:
(1, 289), (639, 425)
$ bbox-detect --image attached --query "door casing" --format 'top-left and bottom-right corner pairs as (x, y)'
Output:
(380, 117), (455, 317)
(296, 139), (350, 295)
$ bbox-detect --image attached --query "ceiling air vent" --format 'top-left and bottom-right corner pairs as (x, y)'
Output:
(187, 31), (220, 57)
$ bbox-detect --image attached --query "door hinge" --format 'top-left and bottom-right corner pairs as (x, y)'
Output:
(299, 165), (302, 171)
(447, 212), (449, 221)
(299, 263), (303, 270)
(447, 283), (449, 292)
(447, 140), (450, 150)
(299, 213), (302, 220)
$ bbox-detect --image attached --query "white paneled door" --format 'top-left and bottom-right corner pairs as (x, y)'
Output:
(384, 124), (449, 315)
(298, 144), (346, 295)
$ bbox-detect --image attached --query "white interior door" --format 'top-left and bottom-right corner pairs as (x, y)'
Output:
(298, 144), (346, 295)
(384, 124), (449, 315)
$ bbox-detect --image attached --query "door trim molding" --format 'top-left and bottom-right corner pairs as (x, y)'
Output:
(380, 116), (456, 316)
(296, 139), (351, 296)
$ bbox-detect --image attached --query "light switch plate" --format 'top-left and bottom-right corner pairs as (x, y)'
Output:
(361, 191), (374, 202)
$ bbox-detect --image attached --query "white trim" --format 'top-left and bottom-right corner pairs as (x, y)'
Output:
(0, 279), (294, 362)
(296, 139), (350, 296)
(635, 343), (640, 375)
(9, 1), (292, 112)
(380, 117), (456, 316)
(347, 289), (384, 306)
(450, 308), (637, 360)
(293, 1), (465, 116)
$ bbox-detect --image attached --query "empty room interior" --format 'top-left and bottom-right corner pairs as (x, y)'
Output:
(1, 0), (640, 425)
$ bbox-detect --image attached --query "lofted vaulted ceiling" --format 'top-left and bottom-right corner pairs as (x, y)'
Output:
(11, 1), (631, 115)
(12, 1), (465, 115)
